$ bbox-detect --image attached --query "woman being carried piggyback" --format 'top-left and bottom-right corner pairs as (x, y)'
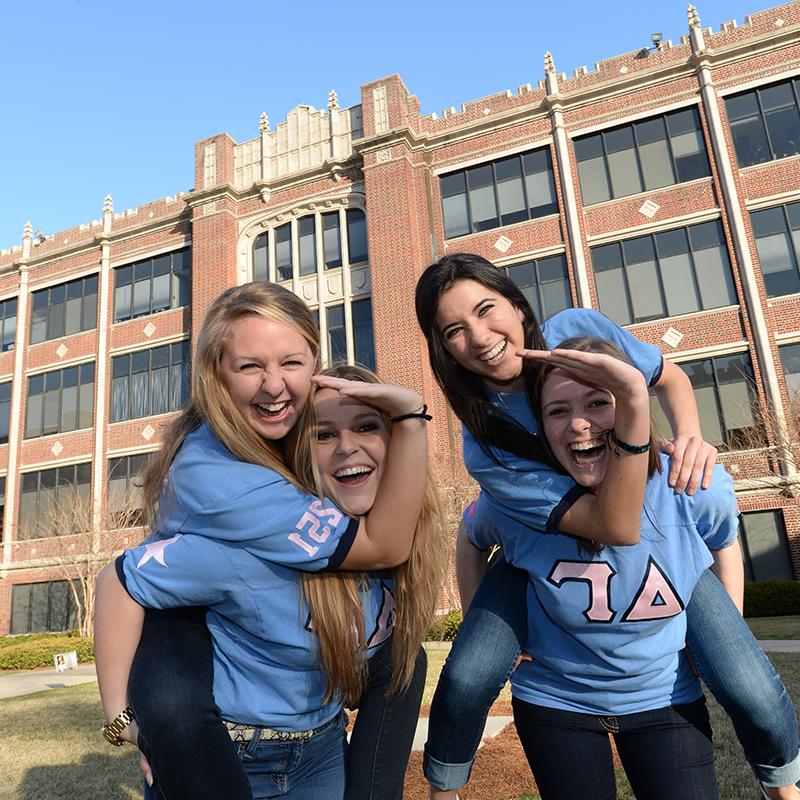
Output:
(95, 281), (443, 800)
(463, 337), (738, 798)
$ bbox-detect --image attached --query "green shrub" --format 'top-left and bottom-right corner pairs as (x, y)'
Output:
(0, 634), (94, 670)
(426, 609), (463, 641)
(743, 581), (800, 618)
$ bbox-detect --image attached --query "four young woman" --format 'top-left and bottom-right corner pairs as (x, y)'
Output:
(94, 255), (799, 799)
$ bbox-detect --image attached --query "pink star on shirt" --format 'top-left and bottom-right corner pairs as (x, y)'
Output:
(136, 534), (182, 568)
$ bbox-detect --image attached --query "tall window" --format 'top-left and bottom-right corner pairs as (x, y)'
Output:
(253, 208), (368, 282)
(680, 353), (761, 451)
(30, 275), (98, 344)
(114, 248), (191, 322)
(18, 462), (92, 539)
(439, 147), (557, 239)
(726, 78), (800, 167)
(111, 341), (189, 423)
(750, 202), (800, 298)
(0, 382), (10, 445)
(0, 475), (5, 539)
(503, 254), (571, 321)
(352, 298), (375, 370)
(0, 297), (17, 351)
(326, 305), (347, 364)
(10, 580), (78, 634)
(780, 342), (800, 395)
(107, 454), (149, 528)
(739, 511), (793, 581)
(590, 221), (736, 325)
(574, 107), (711, 205)
(25, 363), (94, 439)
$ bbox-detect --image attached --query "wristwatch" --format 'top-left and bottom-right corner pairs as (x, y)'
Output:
(102, 705), (136, 746)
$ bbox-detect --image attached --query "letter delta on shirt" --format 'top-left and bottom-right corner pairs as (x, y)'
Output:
(462, 458), (738, 715)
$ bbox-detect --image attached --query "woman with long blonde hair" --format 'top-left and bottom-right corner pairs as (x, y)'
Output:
(95, 281), (444, 799)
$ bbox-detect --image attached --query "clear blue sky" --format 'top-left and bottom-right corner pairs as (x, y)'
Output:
(0, 0), (779, 248)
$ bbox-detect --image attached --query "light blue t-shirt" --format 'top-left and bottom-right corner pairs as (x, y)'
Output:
(118, 423), (394, 731)
(465, 456), (738, 715)
(462, 307), (664, 534)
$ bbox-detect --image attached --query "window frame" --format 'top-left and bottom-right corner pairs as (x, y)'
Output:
(739, 510), (794, 582)
(726, 77), (800, 167)
(30, 275), (98, 344)
(17, 462), (92, 540)
(589, 220), (737, 325)
(24, 362), (95, 439)
(107, 453), (149, 528)
(439, 146), (558, 240)
(10, 580), (78, 634)
(113, 247), (191, 323)
(750, 201), (800, 298)
(502, 253), (572, 321)
(678, 351), (762, 452)
(574, 106), (711, 205)
(110, 341), (189, 423)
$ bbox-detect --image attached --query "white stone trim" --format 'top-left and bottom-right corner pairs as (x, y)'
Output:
(2, 266), (29, 563)
(586, 209), (722, 245)
(108, 240), (192, 270)
(430, 137), (555, 177)
(567, 98), (702, 140)
(663, 340), (750, 363)
(108, 333), (188, 356)
(716, 69), (800, 98)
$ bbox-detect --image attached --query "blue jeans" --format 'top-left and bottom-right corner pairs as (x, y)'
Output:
(346, 643), (426, 800)
(513, 696), (718, 800)
(236, 711), (348, 799)
(130, 607), (423, 800)
(424, 560), (800, 791)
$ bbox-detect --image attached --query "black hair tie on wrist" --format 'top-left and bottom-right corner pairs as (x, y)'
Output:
(610, 429), (652, 455)
(390, 404), (432, 423)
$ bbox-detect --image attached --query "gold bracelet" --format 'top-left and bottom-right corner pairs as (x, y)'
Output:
(102, 705), (135, 746)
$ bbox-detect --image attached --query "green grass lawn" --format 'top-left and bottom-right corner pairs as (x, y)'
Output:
(1, 647), (798, 799)
(511, 652), (800, 800)
(747, 615), (800, 640)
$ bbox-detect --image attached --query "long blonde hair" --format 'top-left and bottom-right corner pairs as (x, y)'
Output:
(304, 364), (449, 705)
(141, 281), (320, 525)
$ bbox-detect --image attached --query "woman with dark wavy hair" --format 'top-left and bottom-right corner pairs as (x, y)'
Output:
(415, 253), (800, 800)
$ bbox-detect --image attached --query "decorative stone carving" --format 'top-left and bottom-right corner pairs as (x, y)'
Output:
(259, 112), (270, 132)
(687, 5), (700, 29)
(328, 90), (339, 111)
(373, 85), (389, 134)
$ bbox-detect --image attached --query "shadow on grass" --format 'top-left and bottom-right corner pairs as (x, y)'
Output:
(19, 751), (142, 800)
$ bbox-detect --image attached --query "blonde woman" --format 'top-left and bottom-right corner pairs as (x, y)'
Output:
(95, 282), (440, 799)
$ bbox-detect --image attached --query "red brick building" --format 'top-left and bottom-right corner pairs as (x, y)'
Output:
(2, 2), (800, 634)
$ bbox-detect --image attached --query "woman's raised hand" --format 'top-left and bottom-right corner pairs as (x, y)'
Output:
(516, 347), (648, 402)
(311, 375), (424, 419)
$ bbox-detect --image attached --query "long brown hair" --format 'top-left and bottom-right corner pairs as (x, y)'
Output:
(415, 252), (552, 466)
(304, 364), (448, 704)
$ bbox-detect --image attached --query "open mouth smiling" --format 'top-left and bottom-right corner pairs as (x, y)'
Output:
(478, 339), (507, 362)
(569, 438), (607, 465)
(254, 400), (290, 417)
(333, 465), (375, 485)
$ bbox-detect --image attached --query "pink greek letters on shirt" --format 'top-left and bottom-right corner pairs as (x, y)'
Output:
(548, 561), (616, 622)
(366, 584), (396, 648)
(621, 557), (684, 622)
(547, 556), (685, 624)
(288, 500), (344, 557)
